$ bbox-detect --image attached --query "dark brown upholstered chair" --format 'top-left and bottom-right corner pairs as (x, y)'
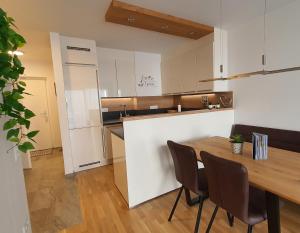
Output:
(167, 140), (208, 233)
(231, 124), (300, 153)
(201, 151), (267, 233)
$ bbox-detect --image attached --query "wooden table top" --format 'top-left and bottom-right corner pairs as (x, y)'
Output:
(184, 136), (300, 205)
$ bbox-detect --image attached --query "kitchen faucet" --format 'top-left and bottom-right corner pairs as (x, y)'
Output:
(120, 104), (129, 118)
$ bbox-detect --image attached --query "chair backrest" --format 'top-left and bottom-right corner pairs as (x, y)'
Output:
(200, 151), (249, 222)
(167, 140), (200, 193)
(231, 124), (300, 153)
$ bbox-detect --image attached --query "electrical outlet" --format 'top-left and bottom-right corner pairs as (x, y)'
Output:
(201, 96), (209, 107)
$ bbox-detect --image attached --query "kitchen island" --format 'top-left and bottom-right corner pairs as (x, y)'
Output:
(110, 108), (234, 207)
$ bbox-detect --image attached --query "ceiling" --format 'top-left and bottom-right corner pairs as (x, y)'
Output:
(1, 0), (296, 63)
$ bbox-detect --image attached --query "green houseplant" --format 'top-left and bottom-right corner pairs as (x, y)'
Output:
(230, 134), (244, 154)
(0, 8), (38, 152)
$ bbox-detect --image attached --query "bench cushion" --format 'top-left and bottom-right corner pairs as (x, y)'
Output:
(231, 124), (300, 153)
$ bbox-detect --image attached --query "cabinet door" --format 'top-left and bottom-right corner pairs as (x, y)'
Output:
(97, 48), (118, 97)
(161, 57), (183, 94)
(98, 58), (118, 97)
(63, 65), (100, 129)
(61, 36), (97, 65)
(195, 44), (214, 91)
(69, 126), (103, 172)
(179, 49), (198, 92)
(227, 16), (264, 76)
(135, 52), (162, 96)
(116, 51), (136, 97)
(265, 1), (300, 70)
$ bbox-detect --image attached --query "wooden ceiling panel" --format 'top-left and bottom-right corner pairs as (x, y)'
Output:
(105, 1), (214, 40)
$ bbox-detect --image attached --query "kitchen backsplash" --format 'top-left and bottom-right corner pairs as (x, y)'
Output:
(101, 92), (233, 112)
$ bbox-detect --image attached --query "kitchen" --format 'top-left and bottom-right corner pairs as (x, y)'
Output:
(50, 0), (299, 211)
(50, 10), (234, 207)
(2, 0), (300, 233)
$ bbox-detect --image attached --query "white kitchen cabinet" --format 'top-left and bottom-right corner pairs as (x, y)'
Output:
(60, 36), (97, 65)
(135, 52), (162, 96)
(227, 16), (264, 77)
(97, 48), (136, 97)
(265, 1), (300, 70)
(115, 50), (136, 97)
(69, 126), (103, 172)
(161, 57), (182, 94)
(63, 65), (100, 129)
(97, 48), (118, 97)
(161, 34), (214, 94)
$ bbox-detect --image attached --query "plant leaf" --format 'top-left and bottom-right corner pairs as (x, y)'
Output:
(6, 128), (20, 139)
(3, 119), (17, 130)
(27, 130), (39, 138)
(9, 137), (20, 143)
(18, 117), (30, 129)
(18, 81), (26, 86)
(12, 92), (24, 100)
(24, 109), (35, 119)
(13, 55), (21, 67)
(0, 79), (5, 88)
(18, 141), (34, 153)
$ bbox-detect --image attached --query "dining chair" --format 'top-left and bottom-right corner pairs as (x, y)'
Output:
(167, 140), (208, 233)
(200, 151), (267, 233)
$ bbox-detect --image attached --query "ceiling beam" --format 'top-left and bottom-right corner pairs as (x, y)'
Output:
(105, 0), (214, 40)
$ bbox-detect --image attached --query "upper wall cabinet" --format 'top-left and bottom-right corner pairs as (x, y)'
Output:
(135, 52), (162, 96)
(61, 36), (97, 65)
(161, 34), (214, 94)
(226, 0), (265, 77)
(265, 1), (300, 70)
(115, 50), (136, 97)
(97, 48), (162, 97)
(97, 48), (136, 97)
(227, 1), (300, 75)
(227, 17), (264, 76)
(97, 48), (118, 97)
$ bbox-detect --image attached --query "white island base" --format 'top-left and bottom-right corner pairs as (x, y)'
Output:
(112, 109), (234, 208)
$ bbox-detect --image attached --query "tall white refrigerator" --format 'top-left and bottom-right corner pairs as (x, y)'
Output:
(63, 64), (104, 172)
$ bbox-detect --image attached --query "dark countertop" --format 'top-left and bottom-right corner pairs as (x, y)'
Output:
(109, 127), (124, 140)
(103, 119), (122, 126)
(102, 108), (202, 126)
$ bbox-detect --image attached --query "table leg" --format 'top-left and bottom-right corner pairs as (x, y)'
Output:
(266, 191), (281, 233)
(184, 188), (200, 206)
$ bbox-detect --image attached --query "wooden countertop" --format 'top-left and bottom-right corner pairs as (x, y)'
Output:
(122, 108), (233, 122)
(184, 136), (300, 205)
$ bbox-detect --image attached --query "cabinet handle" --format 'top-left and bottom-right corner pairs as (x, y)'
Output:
(66, 46), (91, 52)
(262, 54), (266, 66)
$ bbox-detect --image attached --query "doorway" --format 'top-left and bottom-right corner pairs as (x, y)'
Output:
(21, 77), (53, 151)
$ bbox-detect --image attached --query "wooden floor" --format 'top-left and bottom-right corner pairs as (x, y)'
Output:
(60, 165), (300, 233)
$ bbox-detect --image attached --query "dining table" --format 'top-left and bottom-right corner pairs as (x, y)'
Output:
(183, 136), (300, 233)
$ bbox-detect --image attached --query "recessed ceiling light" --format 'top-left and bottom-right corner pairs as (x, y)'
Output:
(127, 16), (136, 23)
(161, 25), (169, 30)
(8, 50), (24, 56)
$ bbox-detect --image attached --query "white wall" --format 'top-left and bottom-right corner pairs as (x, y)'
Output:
(229, 72), (300, 131)
(228, 1), (300, 131)
(0, 108), (32, 233)
(21, 59), (62, 148)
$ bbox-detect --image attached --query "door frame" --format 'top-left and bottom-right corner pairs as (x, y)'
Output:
(21, 76), (54, 150)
